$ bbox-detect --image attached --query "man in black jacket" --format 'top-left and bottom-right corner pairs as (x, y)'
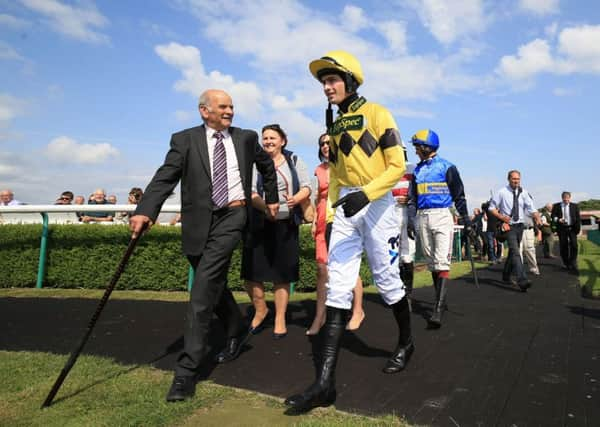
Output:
(130, 89), (279, 402)
(551, 191), (581, 274)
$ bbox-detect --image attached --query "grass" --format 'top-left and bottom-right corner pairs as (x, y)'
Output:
(0, 351), (410, 427)
(0, 260), (482, 302)
(0, 262), (487, 427)
(578, 239), (600, 298)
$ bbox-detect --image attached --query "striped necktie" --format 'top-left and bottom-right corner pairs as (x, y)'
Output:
(212, 131), (228, 208)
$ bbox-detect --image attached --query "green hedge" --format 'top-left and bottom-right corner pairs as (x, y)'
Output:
(0, 224), (373, 291)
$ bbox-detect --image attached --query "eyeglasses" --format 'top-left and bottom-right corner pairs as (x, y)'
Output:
(319, 140), (329, 147)
(60, 197), (72, 201)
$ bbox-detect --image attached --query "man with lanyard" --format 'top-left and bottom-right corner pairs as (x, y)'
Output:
(285, 50), (413, 412)
(406, 129), (472, 328)
(488, 170), (541, 291)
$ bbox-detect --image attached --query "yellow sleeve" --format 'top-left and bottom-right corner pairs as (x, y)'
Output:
(361, 107), (406, 200)
(326, 163), (340, 224)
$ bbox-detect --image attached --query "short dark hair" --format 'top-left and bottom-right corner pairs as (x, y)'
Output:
(561, 191), (571, 198)
(129, 187), (144, 202)
(262, 124), (288, 147)
(507, 170), (521, 179)
(60, 191), (74, 199)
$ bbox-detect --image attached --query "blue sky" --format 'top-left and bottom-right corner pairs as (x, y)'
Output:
(1, 0), (598, 208)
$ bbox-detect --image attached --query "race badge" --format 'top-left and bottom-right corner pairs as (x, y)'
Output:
(387, 234), (400, 265)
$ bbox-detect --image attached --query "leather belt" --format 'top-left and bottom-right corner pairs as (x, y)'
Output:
(225, 199), (246, 208)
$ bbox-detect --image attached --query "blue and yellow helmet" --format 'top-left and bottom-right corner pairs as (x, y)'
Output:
(411, 129), (439, 150)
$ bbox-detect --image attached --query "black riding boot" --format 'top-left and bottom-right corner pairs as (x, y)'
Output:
(284, 306), (349, 411)
(383, 297), (414, 373)
(400, 262), (414, 311)
(429, 276), (448, 328)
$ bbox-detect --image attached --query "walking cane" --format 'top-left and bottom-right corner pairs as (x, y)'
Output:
(41, 229), (144, 408)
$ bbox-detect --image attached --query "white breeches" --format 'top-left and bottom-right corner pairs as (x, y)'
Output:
(327, 188), (405, 309)
(417, 208), (454, 272)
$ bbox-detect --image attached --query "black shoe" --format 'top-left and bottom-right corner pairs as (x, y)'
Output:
(517, 279), (531, 292)
(272, 331), (287, 340)
(383, 340), (414, 374)
(215, 332), (251, 364)
(166, 375), (196, 402)
(248, 310), (270, 335)
(284, 382), (336, 412)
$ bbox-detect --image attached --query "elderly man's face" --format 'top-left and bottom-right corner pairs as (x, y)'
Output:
(0, 191), (13, 204)
(199, 90), (233, 131)
(93, 191), (106, 202)
(508, 172), (521, 189)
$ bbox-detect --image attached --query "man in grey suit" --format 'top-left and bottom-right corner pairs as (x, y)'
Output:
(130, 89), (279, 402)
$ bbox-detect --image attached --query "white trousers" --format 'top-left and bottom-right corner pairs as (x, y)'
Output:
(417, 208), (454, 272)
(327, 188), (405, 309)
(520, 228), (539, 274)
(395, 204), (416, 263)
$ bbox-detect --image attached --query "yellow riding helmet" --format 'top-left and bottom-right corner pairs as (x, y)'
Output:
(309, 50), (364, 87)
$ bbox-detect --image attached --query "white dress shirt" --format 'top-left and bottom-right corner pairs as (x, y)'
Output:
(562, 203), (571, 226)
(205, 126), (245, 203)
(489, 185), (537, 225)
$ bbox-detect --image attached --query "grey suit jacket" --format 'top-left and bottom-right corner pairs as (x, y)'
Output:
(135, 124), (278, 255)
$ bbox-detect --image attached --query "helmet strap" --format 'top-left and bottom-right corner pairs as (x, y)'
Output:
(326, 103), (333, 133)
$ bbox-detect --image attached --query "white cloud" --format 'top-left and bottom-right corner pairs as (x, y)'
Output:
(377, 21), (408, 55)
(0, 41), (25, 61)
(19, 0), (109, 44)
(155, 42), (263, 118)
(497, 25), (600, 85)
(557, 25), (600, 73)
(179, 0), (377, 71)
(497, 38), (553, 81)
(0, 13), (31, 29)
(518, 0), (559, 15)
(45, 136), (119, 164)
(341, 5), (368, 30)
(0, 93), (27, 125)
(172, 0), (488, 108)
(407, 0), (487, 45)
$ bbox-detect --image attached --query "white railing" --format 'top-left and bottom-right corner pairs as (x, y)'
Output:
(0, 205), (181, 225)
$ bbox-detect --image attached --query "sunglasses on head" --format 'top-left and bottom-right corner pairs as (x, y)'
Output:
(262, 123), (281, 132)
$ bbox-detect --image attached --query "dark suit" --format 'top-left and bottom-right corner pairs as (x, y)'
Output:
(135, 124), (277, 376)
(551, 202), (581, 269)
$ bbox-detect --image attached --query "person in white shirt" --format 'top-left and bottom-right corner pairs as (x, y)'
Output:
(0, 189), (23, 206)
(488, 170), (541, 291)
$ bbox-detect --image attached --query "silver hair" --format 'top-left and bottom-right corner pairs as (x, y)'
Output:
(198, 91), (211, 109)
